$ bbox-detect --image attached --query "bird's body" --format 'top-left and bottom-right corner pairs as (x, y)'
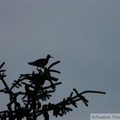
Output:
(28, 54), (53, 68)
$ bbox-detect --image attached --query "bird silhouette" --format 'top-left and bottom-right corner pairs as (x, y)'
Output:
(28, 54), (53, 68)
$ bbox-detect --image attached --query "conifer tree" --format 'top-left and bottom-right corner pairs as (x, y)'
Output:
(0, 56), (106, 120)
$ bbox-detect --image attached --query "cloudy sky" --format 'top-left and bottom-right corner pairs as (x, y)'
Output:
(0, 0), (120, 120)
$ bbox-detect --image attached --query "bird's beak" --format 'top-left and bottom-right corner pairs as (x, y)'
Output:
(51, 56), (54, 58)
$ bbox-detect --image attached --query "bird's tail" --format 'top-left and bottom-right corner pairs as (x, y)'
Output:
(28, 62), (33, 65)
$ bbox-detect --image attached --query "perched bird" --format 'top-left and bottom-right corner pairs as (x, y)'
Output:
(28, 54), (53, 68)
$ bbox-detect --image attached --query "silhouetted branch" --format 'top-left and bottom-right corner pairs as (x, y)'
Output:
(0, 62), (5, 69)
(48, 61), (60, 70)
(35, 88), (106, 118)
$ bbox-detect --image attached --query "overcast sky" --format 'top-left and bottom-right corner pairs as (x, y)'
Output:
(0, 0), (120, 120)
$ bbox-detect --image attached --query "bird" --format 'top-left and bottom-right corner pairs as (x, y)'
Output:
(28, 54), (53, 68)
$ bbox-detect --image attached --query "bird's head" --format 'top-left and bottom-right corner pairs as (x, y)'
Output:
(47, 54), (53, 59)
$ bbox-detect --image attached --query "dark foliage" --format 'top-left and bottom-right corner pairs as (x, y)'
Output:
(0, 56), (106, 120)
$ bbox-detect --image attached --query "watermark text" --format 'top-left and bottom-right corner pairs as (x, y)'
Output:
(90, 114), (120, 120)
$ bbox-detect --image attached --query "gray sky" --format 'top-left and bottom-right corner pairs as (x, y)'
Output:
(0, 0), (120, 120)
